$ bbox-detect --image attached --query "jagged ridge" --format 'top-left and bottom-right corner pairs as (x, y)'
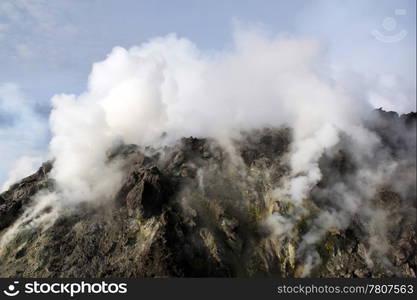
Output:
(0, 110), (415, 277)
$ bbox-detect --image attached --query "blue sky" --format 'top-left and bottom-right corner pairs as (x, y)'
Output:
(0, 0), (416, 186)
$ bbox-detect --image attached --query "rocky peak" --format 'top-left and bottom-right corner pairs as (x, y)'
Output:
(0, 111), (415, 278)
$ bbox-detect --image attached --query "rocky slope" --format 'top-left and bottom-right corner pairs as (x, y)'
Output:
(0, 110), (415, 277)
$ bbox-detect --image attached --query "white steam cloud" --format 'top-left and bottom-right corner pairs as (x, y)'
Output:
(47, 28), (374, 204)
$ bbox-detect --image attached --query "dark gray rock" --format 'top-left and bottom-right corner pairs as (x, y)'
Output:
(0, 111), (415, 278)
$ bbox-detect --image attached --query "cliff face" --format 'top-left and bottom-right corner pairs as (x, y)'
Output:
(0, 110), (415, 278)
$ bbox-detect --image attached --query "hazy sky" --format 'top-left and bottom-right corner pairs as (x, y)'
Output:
(0, 0), (416, 185)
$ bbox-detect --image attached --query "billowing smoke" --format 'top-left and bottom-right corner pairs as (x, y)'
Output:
(47, 28), (372, 203)
(1, 27), (415, 276)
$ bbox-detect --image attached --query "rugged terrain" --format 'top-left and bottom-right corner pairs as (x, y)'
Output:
(0, 109), (416, 277)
